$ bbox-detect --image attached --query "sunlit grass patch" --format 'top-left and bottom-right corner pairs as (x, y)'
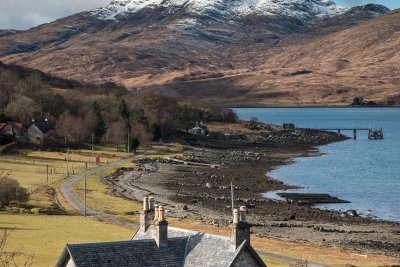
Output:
(0, 214), (135, 267)
(0, 147), (127, 209)
(73, 165), (141, 216)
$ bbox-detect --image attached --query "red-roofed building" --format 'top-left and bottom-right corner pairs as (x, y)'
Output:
(0, 122), (24, 138)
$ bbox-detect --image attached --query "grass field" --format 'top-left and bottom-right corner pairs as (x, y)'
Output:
(0, 146), (128, 210)
(0, 214), (135, 267)
(0, 147), (126, 189)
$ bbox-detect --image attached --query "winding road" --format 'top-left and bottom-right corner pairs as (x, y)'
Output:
(59, 156), (137, 228)
(58, 153), (332, 267)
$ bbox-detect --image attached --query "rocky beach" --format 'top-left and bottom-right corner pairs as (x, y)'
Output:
(103, 124), (400, 258)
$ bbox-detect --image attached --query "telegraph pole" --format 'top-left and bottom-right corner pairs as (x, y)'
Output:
(46, 164), (49, 186)
(231, 181), (235, 216)
(91, 133), (94, 161)
(66, 147), (69, 178)
(127, 131), (130, 157)
(84, 162), (87, 217)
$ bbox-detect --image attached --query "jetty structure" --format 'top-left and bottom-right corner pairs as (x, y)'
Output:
(305, 128), (383, 140)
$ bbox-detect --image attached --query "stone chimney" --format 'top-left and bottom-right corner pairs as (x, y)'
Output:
(139, 197), (154, 231)
(230, 206), (251, 251)
(153, 205), (168, 248)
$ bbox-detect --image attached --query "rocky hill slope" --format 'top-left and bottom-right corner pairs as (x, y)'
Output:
(0, 0), (395, 106)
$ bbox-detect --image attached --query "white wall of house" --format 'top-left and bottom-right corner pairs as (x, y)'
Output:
(66, 259), (75, 267)
(27, 124), (45, 145)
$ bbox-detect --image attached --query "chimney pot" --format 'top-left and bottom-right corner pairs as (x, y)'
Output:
(233, 209), (239, 224)
(140, 197), (151, 231)
(239, 206), (247, 222)
(154, 206), (159, 221)
(230, 206), (250, 251)
(158, 206), (165, 221)
(143, 197), (149, 211)
(153, 205), (168, 248)
(148, 197), (155, 211)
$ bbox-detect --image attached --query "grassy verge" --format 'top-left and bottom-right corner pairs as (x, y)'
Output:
(261, 258), (289, 267)
(0, 214), (135, 267)
(72, 162), (142, 216)
(70, 144), (187, 217)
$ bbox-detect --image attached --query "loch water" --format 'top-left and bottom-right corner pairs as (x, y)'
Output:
(235, 108), (400, 222)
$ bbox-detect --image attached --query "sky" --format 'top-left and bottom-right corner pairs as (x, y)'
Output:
(0, 0), (399, 30)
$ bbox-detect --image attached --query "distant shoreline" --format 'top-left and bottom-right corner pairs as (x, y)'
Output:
(232, 105), (400, 109)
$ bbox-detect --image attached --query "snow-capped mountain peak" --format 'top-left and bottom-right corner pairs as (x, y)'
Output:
(93, 0), (348, 21)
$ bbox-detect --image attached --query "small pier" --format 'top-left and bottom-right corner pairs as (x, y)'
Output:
(307, 128), (383, 140)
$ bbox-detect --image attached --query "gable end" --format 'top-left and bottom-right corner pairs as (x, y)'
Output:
(228, 241), (267, 267)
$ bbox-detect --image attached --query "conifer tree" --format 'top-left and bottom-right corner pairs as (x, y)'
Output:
(92, 101), (107, 144)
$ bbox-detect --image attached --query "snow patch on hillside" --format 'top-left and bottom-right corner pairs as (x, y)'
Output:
(93, 0), (348, 21)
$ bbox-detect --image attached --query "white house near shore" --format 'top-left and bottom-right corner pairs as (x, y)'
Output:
(56, 197), (266, 267)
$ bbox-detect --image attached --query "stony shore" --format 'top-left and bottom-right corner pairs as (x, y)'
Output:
(104, 127), (400, 257)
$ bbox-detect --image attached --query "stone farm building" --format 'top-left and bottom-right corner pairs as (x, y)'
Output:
(56, 197), (266, 267)
(0, 119), (51, 145)
(0, 122), (24, 142)
(27, 119), (51, 145)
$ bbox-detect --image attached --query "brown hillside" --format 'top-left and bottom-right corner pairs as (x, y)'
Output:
(159, 9), (400, 106)
(0, 6), (398, 106)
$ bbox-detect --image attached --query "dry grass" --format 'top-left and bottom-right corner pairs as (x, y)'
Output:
(72, 162), (142, 216)
(0, 149), (124, 188)
(0, 147), (126, 209)
(0, 214), (135, 267)
(207, 122), (281, 134)
(70, 144), (189, 216)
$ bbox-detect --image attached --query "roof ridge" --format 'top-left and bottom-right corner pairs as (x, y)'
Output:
(168, 226), (230, 240)
(68, 236), (189, 248)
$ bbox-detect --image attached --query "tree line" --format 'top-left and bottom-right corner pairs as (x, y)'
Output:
(0, 62), (237, 149)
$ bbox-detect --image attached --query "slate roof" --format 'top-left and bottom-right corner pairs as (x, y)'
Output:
(133, 226), (258, 267)
(56, 225), (266, 267)
(57, 238), (188, 267)
(30, 120), (51, 133)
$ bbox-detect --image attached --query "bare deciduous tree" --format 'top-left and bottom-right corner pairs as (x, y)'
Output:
(106, 120), (128, 150)
(0, 230), (34, 267)
(4, 96), (40, 126)
(132, 123), (152, 149)
(56, 111), (90, 145)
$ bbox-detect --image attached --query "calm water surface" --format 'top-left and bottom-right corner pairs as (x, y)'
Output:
(235, 108), (400, 222)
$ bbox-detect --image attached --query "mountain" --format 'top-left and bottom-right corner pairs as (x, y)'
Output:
(94, 0), (346, 21)
(0, 0), (394, 106)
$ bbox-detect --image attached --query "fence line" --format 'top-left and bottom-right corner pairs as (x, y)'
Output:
(3, 156), (124, 195)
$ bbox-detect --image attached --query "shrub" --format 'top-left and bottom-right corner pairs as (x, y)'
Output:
(352, 96), (364, 106)
(0, 176), (29, 207)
